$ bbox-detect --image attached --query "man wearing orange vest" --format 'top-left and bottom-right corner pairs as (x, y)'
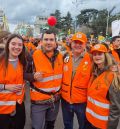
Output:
(30, 29), (63, 129)
(61, 32), (92, 129)
(111, 36), (120, 63)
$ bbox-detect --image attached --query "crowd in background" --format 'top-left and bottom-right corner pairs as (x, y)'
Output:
(0, 30), (120, 129)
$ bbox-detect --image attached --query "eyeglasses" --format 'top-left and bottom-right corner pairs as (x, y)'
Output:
(43, 38), (55, 42)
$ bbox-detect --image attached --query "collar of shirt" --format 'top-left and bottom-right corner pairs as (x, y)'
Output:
(93, 66), (109, 77)
(72, 51), (85, 62)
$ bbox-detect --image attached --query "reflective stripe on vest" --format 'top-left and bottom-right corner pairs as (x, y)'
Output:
(31, 85), (61, 92)
(0, 101), (16, 106)
(38, 74), (62, 82)
(88, 96), (109, 109)
(86, 107), (108, 121)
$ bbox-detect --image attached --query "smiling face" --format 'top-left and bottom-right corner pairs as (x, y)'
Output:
(92, 51), (105, 68)
(42, 33), (56, 52)
(71, 40), (85, 55)
(9, 37), (23, 59)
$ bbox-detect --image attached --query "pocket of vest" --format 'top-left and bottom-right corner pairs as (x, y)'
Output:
(62, 83), (69, 93)
(74, 86), (87, 90)
(62, 83), (69, 86)
(61, 89), (68, 93)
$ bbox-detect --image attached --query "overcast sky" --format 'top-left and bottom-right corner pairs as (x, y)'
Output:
(0, 0), (120, 24)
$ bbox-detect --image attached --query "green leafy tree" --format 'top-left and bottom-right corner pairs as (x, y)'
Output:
(61, 12), (73, 35)
(90, 9), (108, 36)
(77, 9), (98, 25)
(50, 10), (62, 29)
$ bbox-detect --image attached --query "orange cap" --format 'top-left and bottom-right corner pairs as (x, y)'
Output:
(91, 44), (108, 53)
(72, 32), (87, 44)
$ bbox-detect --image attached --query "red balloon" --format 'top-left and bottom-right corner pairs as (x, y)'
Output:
(47, 16), (57, 26)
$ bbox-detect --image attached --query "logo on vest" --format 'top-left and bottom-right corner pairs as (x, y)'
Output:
(83, 61), (88, 70)
(64, 55), (70, 63)
(84, 61), (88, 65)
(64, 65), (68, 71)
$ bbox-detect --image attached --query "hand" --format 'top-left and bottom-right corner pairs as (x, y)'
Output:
(5, 84), (23, 93)
(34, 72), (44, 81)
(110, 64), (120, 74)
(118, 64), (120, 75)
(110, 65), (118, 72)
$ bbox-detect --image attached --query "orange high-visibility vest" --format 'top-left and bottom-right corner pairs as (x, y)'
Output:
(24, 42), (36, 52)
(0, 60), (25, 114)
(30, 50), (63, 101)
(61, 52), (92, 104)
(112, 50), (120, 63)
(86, 71), (114, 129)
(109, 44), (113, 51)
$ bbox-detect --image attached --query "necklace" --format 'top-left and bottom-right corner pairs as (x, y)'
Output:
(8, 58), (18, 61)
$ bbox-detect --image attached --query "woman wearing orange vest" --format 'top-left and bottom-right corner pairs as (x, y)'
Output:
(61, 32), (92, 129)
(86, 44), (120, 129)
(0, 34), (26, 129)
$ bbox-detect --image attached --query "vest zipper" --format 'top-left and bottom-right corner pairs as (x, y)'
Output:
(70, 71), (75, 104)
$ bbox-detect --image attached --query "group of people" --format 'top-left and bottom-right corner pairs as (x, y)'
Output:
(0, 29), (120, 129)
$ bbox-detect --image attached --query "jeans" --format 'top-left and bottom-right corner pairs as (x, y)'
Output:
(61, 98), (87, 129)
(31, 100), (60, 129)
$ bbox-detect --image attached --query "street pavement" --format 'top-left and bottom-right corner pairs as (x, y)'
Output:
(24, 86), (120, 129)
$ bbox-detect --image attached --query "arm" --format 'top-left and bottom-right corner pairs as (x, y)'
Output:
(0, 84), (5, 91)
(23, 72), (35, 82)
(107, 85), (120, 129)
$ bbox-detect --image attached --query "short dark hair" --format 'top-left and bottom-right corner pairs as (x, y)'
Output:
(111, 36), (120, 43)
(42, 29), (56, 41)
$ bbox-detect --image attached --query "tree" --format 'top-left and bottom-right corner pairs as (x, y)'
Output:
(50, 10), (62, 29)
(50, 10), (73, 35)
(77, 9), (98, 25)
(76, 9), (109, 36)
(90, 9), (108, 36)
(61, 12), (73, 35)
(76, 8), (120, 36)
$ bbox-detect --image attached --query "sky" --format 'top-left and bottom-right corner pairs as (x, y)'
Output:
(0, 0), (120, 23)
(0, 0), (120, 32)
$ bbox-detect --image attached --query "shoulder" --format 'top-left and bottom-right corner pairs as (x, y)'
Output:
(33, 49), (42, 57)
(83, 52), (93, 64)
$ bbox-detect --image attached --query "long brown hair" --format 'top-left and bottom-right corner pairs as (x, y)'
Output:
(0, 34), (26, 73)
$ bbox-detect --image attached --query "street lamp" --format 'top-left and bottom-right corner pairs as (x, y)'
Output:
(72, 0), (85, 32)
(106, 6), (116, 36)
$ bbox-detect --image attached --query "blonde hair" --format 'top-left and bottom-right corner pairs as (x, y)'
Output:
(112, 72), (120, 90)
(93, 52), (120, 90)
(105, 53), (120, 90)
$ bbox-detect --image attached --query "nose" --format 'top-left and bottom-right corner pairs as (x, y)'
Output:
(14, 45), (19, 48)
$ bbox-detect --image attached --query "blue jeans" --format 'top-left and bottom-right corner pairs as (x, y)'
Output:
(61, 98), (87, 129)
